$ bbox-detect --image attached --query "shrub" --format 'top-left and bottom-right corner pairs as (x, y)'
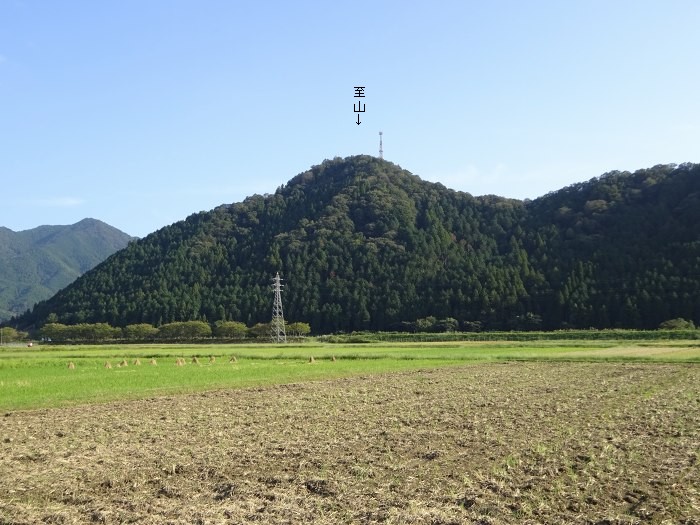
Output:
(124, 323), (158, 340)
(659, 318), (695, 330)
(213, 320), (248, 339)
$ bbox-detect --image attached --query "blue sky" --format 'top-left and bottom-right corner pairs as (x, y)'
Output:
(1, 1), (698, 237)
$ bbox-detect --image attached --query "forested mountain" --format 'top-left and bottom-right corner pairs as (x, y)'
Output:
(0, 219), (134, 321)
(10, 157), (700, 332)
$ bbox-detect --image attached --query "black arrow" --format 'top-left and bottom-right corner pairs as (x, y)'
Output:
(356, 114), (361, 125)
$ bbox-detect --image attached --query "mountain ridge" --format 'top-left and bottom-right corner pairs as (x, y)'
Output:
(0, 218), (135, 321)
(11, 156), (700, 332)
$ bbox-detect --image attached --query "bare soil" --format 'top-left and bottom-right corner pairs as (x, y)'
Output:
(1, 362), (699, 524)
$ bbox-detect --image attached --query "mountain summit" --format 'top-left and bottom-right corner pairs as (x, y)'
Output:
(0, 218), (134, 321)
(14, 156), (700, 332)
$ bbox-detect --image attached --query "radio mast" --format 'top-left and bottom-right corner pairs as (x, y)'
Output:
(270, 272), (287, 343)
(379, 131), (383, 159)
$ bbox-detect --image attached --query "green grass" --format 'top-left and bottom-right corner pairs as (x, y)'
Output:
(1, 340), (699, 410)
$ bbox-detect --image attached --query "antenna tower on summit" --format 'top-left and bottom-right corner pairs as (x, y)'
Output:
(379, 131), (383, 159)
(270, 272), (287, 343)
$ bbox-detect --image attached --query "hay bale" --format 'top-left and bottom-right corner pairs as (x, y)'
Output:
(67, 362), (76, 370)
(104, 362), (112, 369)
(119, 359), (128, 367)
(229, 355), (237, 363)
(308, 356), (315, 364)
(191, 356), (200, 365)
(209, 356), (216, 364)
(176, 358), (184, 366)
(150, 358), (158, 366)
(133, 358), (141, 366)
(331, 356), (337, 362)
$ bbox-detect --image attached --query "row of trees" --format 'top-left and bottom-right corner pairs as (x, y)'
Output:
(35, 316), (499, 342)
(38, 320), (311, 343)
(0, 327), (29, 343)
(5, 316), (696, 345)
(32, 316), (696, 344)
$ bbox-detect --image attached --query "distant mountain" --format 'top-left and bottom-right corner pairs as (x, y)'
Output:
(0, 219), (134, 321)
(13, 157), (700, 332)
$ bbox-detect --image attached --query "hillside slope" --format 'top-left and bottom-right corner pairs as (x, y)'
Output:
(13, 157), (700, 332)
(0, 219), (134, 321)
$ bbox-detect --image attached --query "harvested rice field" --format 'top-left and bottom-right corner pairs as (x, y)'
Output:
(1, 362), (699, 524)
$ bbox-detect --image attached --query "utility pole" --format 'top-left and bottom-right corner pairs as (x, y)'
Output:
(379, 131), (383, 159)
(270, 272), (287, 343)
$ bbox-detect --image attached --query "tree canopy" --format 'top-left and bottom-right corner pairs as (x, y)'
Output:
(11, 157), (700, 333)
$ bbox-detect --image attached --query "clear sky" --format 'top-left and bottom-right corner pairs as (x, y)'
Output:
(1, 1), (698, 238)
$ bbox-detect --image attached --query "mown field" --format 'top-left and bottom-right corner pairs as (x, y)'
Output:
(1, 341), (699, 523)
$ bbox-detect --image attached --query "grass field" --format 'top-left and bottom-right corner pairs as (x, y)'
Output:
(1, 340), (700, 411)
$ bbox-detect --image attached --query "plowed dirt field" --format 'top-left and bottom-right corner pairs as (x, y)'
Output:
(1, 362), (699, 524)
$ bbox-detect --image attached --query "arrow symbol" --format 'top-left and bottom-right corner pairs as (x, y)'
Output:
(356, 114), (361, 125)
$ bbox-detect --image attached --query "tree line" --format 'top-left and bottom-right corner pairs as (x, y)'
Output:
(3, 317), (695, 345)
(0, 327), (29, 343)
(38, 320), (311, 343)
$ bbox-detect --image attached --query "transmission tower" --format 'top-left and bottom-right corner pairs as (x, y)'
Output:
(270, 272), (287, 343)
(379, 131), (383, 159)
